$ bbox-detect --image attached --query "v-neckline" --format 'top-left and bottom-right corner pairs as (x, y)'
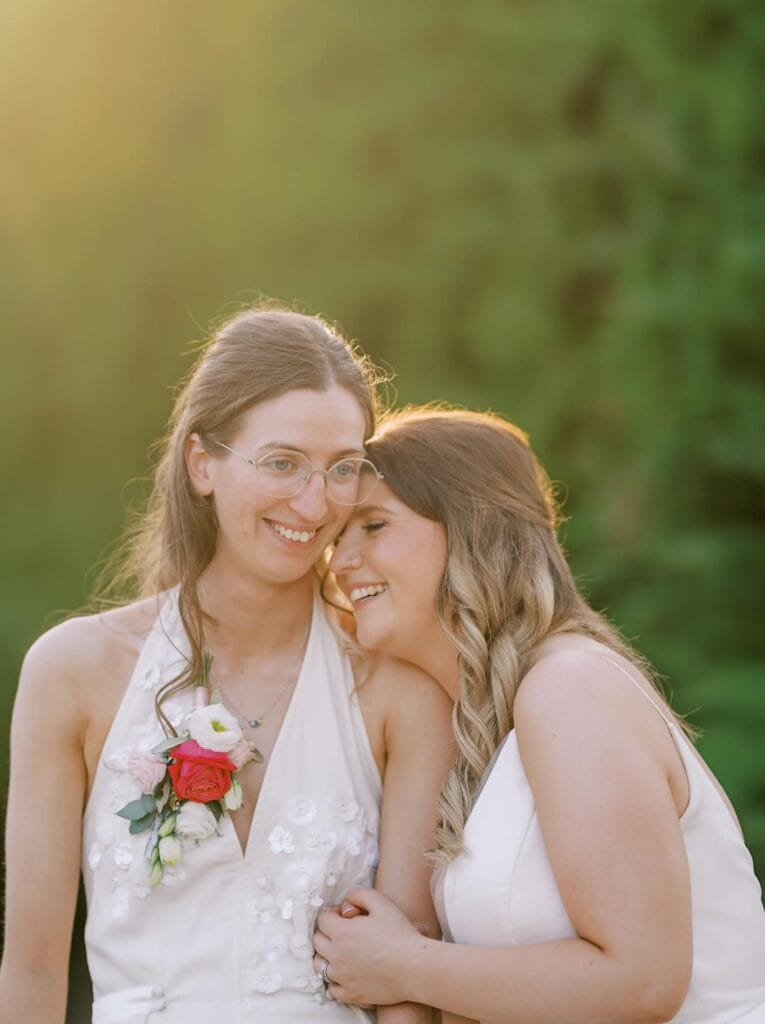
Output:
(225, 594), (320, 861)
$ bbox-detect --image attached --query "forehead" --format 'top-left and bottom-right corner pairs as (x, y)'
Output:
(232, 386), (367, 454)
(351, 482), (432, 526)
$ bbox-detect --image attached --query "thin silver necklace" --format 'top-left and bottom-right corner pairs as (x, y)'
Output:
(210, 623), (310, 729)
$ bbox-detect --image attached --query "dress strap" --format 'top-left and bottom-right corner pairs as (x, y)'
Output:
(589, 651), (675, 729)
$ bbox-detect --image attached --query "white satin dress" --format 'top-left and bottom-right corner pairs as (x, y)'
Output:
(433, 652), (765, 1024)
(82, 590), (381, 1024)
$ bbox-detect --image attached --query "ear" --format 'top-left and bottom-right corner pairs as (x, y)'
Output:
(185, 433), (215, 497)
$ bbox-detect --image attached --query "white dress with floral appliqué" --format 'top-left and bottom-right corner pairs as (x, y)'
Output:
(82, 590), (381, 1024)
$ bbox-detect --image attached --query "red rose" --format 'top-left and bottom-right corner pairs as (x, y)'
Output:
(168, 740), (237, 803)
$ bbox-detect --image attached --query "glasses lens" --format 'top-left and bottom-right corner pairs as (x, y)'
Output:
(327, 458), (381, 505)
(257, 450), (311, 498)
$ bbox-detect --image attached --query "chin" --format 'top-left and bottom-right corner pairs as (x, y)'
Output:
(251, 554), (317, 587)
(354, 617), (392, 655)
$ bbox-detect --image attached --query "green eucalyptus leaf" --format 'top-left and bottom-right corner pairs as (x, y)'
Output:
(129, 812), (156, 835)
(154, 777), (171, 810)
(152, 732), (189, 757)
(209, 800), (223, 822)
(116, 794), (156, 821)
(251, 747), (264, 763)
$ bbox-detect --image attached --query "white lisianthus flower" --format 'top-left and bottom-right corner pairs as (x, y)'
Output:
(175, 801), (218, 842)
(187, 703), (242, 753)
(224, 777), (244, 811)
(158, 836), (182, 867)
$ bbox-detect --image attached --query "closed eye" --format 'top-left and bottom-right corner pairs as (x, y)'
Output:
(362, 521), (386, 534)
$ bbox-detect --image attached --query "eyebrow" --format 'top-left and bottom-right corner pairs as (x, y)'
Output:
(351, 504), (398, 518)
(254, 442), (367, 459)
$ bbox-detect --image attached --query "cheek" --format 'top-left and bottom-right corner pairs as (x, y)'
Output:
(326, 505), (353, 537)
(226, 486), (283, 527)
(402, 540), (445, 607)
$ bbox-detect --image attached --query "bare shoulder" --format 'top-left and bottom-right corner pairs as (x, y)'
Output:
(514, 635), (668, 750)
(19, 595), (161, 710)
(365, 654), (453, 718)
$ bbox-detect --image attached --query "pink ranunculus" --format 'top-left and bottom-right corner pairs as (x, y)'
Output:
(128, 752), (167, 794)
(228, 736), (257, 771)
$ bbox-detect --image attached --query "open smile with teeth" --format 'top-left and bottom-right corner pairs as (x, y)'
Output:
(268, 520), (318, 544)
(349, 584), (389, 604)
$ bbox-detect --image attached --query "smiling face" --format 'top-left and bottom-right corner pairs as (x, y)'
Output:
(187, 386), (368, 588)
(329, 482), (448, 660)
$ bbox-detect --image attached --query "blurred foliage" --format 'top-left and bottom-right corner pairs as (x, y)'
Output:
(0, 1), (763, 1019)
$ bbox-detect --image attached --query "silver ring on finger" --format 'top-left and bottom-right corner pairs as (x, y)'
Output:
(320, 958), (331, 985)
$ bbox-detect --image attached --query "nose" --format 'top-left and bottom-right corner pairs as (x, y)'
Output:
(329, 533), (362, 574)
(287, 469), (329, 522)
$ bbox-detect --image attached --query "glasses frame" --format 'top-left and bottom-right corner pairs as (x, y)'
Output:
(213, 440), (384, 506)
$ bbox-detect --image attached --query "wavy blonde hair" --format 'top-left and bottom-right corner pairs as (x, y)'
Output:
(95, 304), (383, 731)
(366, 406), (694, 865)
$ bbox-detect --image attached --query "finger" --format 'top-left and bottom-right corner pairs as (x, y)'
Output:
(342, 886), (384, 914)
(313, 932), (331, 960)
(327, 984), (373, 1011)
(414, 920), (429, 936)
(340, 901), (364, 918)
(312, 954), (326, 975)
(317, 908), (346, 937)
(327, 982), (345, 1003)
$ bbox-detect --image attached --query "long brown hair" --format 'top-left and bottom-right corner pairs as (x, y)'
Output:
(366, 406), (693, 863)
(97, 304), (382, 730)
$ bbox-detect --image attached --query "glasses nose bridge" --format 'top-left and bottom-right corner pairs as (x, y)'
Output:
(291, 465), (331, 506)
(301, 466), (331, 491)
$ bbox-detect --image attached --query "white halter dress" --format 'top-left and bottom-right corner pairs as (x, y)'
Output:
(433, 653), (765, 1024)
(82, 590), (381, 1024)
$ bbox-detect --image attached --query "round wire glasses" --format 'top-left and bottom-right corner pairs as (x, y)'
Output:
(214, 441), (383, 506)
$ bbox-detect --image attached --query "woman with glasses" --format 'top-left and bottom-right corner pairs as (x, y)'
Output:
(315, 407), (765, 1023)
(1, 309), (453, 1024)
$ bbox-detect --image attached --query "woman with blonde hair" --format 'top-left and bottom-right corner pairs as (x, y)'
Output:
(315, 406), (765, 1023)
(0, 311), (453, 1024)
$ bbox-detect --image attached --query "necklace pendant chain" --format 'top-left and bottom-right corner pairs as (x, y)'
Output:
(211, 622), (311, 734)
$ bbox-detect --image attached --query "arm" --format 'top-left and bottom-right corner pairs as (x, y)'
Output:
(0, 621), (92, 1023)
(374, 658), (454, 938)
(316, 651), (693, 1024)
(360, 657), (456, 1024)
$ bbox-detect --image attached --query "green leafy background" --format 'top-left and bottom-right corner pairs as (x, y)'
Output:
(1, 3), (762, 1019)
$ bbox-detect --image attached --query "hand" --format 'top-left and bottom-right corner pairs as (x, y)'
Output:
(313, 887), (425, 1007)
(339, 898), (431, 936)
(312, 906), (374, 1011)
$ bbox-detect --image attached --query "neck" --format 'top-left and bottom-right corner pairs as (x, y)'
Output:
(197, 556), (315, 662)
(396, 622), (462, 703)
